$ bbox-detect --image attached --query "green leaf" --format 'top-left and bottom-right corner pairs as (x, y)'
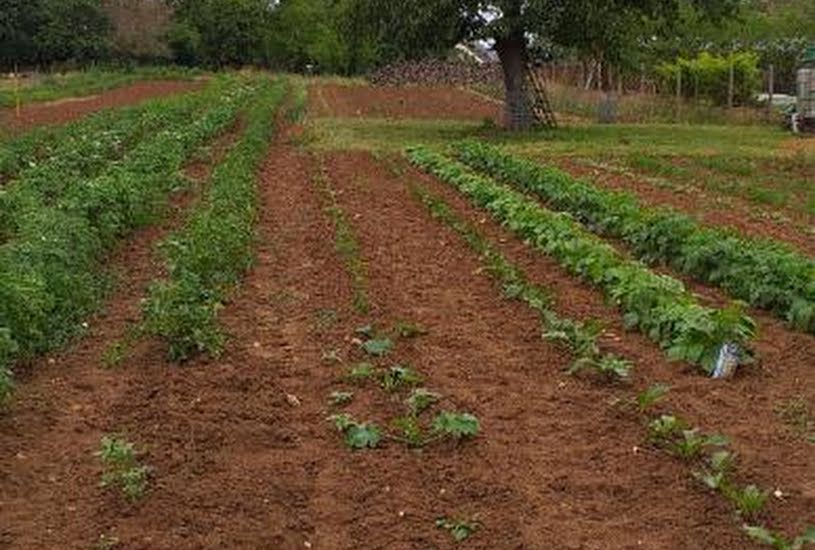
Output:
(432, 411), (480, 440)
(362, 337), (393, 357)
(345, 423), (381, 449)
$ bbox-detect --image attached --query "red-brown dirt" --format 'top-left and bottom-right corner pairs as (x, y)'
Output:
(309, 83), (501, 122)
(0, 80), (203, 134)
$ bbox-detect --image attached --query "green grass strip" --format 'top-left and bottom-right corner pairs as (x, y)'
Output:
(453, 140), (815, 334)
(143, 78), (288, 361)
(408, 146), (757, 373)
(0, 76), (256, 400)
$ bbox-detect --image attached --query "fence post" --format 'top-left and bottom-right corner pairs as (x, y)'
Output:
(676, 68), (683, 121)
(727, 55), (735, 109)
(767, 64), (775, 120)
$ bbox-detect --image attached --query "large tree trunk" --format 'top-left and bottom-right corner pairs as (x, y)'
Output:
(496, 33), (534, 130)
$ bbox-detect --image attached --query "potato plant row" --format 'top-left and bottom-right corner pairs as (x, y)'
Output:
(0, 80), (237, 243)
(0, 76), (258, 400)
(0, 77), (212, 184)
(143, 78), (287, 361)
(453, 140), (815, 334)
(408, 146), (757, 373)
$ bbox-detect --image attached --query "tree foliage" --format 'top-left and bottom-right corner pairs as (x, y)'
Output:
(0, 0), (111, 69)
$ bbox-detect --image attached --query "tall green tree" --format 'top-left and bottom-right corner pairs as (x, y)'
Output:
(0, 0), (111, 69)
(359, 0), (737, 129)
(167, 0), (275, 67)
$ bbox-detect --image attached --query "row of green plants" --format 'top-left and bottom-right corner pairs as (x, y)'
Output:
(0, 78), (210, 184)
(408, 180), (812, 549)
(143, 78), (287, 361)
(452, 140), (815, 334)
(313, 159), (370, 314)
(407, 147), (757, 374)
(0, 81), (229, 241)
(0, 76), (257, 401)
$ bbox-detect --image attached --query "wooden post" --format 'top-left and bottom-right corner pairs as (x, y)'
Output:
(767, 64), (775, 119)
(727, 55), (735, 109)
(14, 63), (20, 119)
(676, 68), (682, 121)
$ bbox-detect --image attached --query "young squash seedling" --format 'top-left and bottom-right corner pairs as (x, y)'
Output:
(362, 337), (393, 357)
(672, 429), (728, 461)
(635, 383), (670, 414)
(393, 321), (428, 339)
(96, 435), (150, 502)
(693, 450), (735, 491)
(568, 354), (632, 382)
(329, 391), (354, 407)
(346, 363), (376, 384)
(432, 411), (481, 441)
(436, 516), (480, 542)
(728, 484), (768, 520)
(329, 413), (381, 450)
(648, 414), (687, 444)
(381, 365), (423, 393)
(406, 388), (441, 416)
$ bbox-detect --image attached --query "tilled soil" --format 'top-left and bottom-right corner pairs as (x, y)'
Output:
(309, 83), (501, 122)
(0, 80), (203, 134)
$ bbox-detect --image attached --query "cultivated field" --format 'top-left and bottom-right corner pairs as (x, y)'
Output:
(0, 72), (812, 549)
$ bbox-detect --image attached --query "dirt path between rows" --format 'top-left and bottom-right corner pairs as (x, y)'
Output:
(398, 156), (814, 538)
(0, 80), (204, 134)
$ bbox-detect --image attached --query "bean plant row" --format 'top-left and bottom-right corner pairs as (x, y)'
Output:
(453, 140), (815, 334)
(408, 146), (757, 373)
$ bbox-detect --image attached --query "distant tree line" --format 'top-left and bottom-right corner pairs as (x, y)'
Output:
(0, 0), (812, 88)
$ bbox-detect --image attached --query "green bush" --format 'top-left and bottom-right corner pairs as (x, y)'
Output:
(657, 51), (761, 106)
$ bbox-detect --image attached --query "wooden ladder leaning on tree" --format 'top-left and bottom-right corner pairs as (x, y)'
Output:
(524, 62), (558, 129)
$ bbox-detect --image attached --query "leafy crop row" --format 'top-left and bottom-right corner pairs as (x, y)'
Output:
(143, 78), (287, 361)
(408, 147), (756, 373)
(0, 82), (209, 185)
(0, 81), (228, 242)
(453, 140), (815, 334)
(0, 76), (256, 400)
